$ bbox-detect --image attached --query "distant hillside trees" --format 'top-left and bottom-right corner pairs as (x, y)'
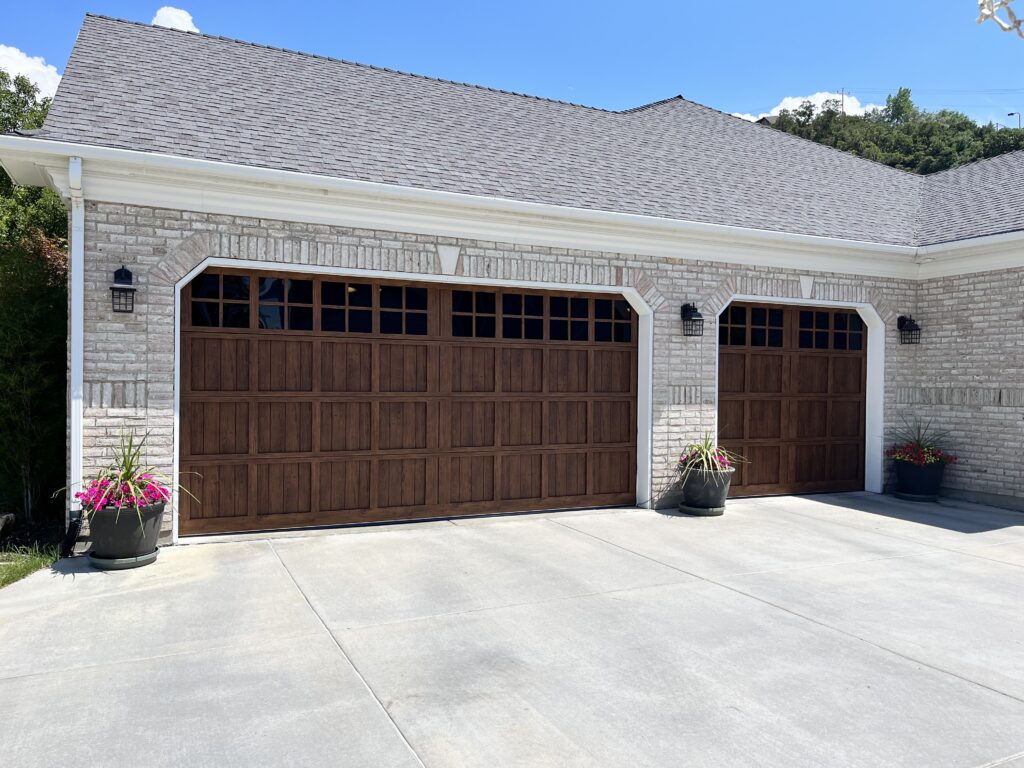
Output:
(768, 88), (1024, 174)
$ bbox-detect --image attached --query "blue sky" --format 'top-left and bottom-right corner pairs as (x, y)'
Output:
(3, 1), (1023, 125)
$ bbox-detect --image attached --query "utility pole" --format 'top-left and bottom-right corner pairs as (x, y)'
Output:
(840, 88), (845, 115)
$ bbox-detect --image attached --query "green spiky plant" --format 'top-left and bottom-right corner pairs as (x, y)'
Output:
(676, 433), (745, 485)
(67, 431), (194, 528)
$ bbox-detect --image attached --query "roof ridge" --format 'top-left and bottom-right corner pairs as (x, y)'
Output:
(923, 147), (1024, 178)
(671, 94), (924, 180)
(82, 13), (662, 115)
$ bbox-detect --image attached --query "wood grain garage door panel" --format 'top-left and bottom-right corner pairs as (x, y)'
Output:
(180, 271), (637, 534)
(718, 303), (866, 497)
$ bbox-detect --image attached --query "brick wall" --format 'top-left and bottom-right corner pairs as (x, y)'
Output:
(78, 201), (1021, 537)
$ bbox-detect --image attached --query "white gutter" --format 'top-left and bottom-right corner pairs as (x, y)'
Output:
(67, 157), (84, 520)
(0, 135), (917, 258)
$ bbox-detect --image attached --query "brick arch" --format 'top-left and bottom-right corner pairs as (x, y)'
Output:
(150, 231), (220, 286)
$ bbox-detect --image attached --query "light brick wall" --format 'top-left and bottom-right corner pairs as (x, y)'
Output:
(77, 201), (1021, 537)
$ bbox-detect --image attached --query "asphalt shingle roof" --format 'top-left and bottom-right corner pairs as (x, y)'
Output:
(30, 15), (1024, 248)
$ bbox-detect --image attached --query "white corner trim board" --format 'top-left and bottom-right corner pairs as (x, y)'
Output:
(68, 157), (85, 516)
(6, 135), (1023, 281)
(169, 258), (656, 542)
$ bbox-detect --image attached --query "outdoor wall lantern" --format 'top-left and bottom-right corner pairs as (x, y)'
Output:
(110, 265), (136, 313)
(897, 314), (921, 345)
(680, 303), (704, 336)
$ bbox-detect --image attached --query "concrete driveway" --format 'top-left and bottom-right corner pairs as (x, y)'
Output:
(2, 493), (1024, 767)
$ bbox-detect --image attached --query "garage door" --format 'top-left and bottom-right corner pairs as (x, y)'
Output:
(717, 302), (866, 496)
(179, 269), (638, 534)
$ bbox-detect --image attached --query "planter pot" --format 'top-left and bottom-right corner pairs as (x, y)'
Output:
(88, 502), (164, 570)
(678, 468), (735, 516)
(892, 460), (946, 502)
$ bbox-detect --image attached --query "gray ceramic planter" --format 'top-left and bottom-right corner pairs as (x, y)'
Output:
(88, 502), (164, 570)
(678, 468), (735, 516)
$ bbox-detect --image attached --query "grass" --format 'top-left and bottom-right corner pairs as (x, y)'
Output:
(0, 543), (59, 589)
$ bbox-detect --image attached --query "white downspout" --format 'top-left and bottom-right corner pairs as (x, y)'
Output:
(68, 157), (84, 522)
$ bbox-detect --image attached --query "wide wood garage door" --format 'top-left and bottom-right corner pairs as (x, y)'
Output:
(180, 269), (638, 534)
(718, 302), (866, 497)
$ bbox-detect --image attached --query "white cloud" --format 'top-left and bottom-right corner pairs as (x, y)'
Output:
(0, 44), (61, 98)
(734, 91), (885, 122)
(152, 6), (200, 33)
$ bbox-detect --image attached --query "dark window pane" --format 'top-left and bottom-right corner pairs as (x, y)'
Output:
(258, 304), (284, 330)
(834, 332), (847, 350)
(850, 314), (863, 331)
(380, 311), (403, 334)
(222, 275), (249, 300)
(614, 300), (631, 321)
(380, 286), (403, 309)
(288, 279), (313, 305)
(349, 310), (372, 333)
(322, 308), (345, 332)
(259, 277), (284, 302)
(322, 281), (346, 307)
(191, 301), (218, 326)
(834, 313), (848, 331)
(799, 310), (813, 329)
(502, 293), (522, 315)
(570, 320), (588, 341)
(730, 305), (746, 324)
(452, 290), (474, 313)
(815, 311), (829, 329)
(475, 315), (495, 338)
(594, 299), (612, 319)
(550, 296), (569, 317)
(288, 306), (313, 330)
(815, 330), (829, 348)
(503, 317), (522, 339)
(570, 298), (588, 318)
(719, 325), (729, 345)
(451, 314), (473, 337)
(751, 328), (766, 346)
(192, 273), (219, 299)
(751, 307), (767, 326)
(524, 295), (543, 316)
(222, 303), (250, 328)
(729, 327), (746, 346)
(768, 328), (784, 347)
(769, 309), (784, 327)
(550, 319), (569, 340)
(349, 283), (372, 307)
(594, 321), (612, 342)
(474, 291), (495, 314)
(406, 287), (428, 311)
(799, 330), (813, 348)
(849, 333), (863, 350)
(614, 323), (631, 343)
(406, 312), (428, 335)
(524, 318), (544, 339)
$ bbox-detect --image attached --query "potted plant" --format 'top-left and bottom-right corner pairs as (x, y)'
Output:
(73, 432), (178, 570)
(886, 420), (958, 502)
(676, 435), (743, 516)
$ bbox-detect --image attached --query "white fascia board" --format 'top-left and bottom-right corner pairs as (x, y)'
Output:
(5, 135), (1023, 279)
(915, 232), (1024, 279)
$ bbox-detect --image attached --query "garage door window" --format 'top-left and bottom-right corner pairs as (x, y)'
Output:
(321, 281), (372, 333)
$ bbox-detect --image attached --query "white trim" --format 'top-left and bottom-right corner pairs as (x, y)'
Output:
(171, 258), (654, 541)
(68, 157), (84, 517)
(717, 295), (885, 494)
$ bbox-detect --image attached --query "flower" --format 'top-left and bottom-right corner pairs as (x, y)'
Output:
(886, 441), (957, 466)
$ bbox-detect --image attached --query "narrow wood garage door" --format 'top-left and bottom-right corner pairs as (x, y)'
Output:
(179, 269), (638, 534)
(717, 302), (866, 497)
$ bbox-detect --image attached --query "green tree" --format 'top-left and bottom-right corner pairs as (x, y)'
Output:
(0, 69), (68, 530)
(769, 88), (1024, 174)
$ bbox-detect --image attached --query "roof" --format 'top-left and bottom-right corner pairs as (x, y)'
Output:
(26, 15), (1024, 248)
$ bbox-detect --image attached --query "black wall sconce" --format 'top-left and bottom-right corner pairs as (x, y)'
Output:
(680, 303), (704, 336)
(897, 314), (921, 345)
(110, 265), (136, 313)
